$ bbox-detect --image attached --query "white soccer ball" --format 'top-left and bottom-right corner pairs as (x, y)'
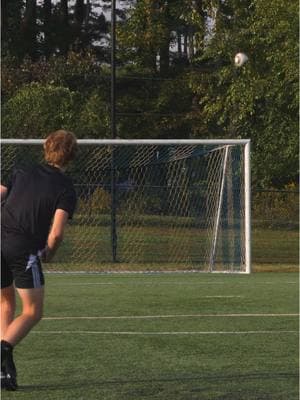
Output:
(234, 52), (249, 67)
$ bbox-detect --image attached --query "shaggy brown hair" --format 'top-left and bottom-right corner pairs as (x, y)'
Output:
(44, 130), (77, 167)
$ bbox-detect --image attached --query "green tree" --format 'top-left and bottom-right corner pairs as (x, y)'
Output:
(76, 91), (110, 138)
(118, 0), (209, 73)
(189, 0), (298, 187)
(1, 0), (110, 61)
(1, 0), (298, 188)
(1, 83), (79, 138)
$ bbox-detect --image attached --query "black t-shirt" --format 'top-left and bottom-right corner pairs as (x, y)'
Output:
(2, 163), (77, 252)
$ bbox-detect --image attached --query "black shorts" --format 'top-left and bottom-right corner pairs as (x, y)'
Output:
(1, 237), (45, 289)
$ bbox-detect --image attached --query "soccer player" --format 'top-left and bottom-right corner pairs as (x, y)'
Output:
(1, 130), (77, 390)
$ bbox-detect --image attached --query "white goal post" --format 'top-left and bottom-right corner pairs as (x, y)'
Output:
(1, 138), (251, 273)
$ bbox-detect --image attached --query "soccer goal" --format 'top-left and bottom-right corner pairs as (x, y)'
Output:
(1, 139), (251, 273)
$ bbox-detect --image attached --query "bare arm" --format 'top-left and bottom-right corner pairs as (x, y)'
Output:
(40, 209), (69, 263)
(0, 185), (8, 201)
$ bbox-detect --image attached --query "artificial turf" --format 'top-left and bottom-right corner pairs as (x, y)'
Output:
(2, 272), (298, 400)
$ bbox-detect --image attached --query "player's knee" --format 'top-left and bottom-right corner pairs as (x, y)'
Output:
(22, 306), (43, 324)
(1, 293), (15, 313)
(1, 299), (15, 315)
(1, 287), (16, 307)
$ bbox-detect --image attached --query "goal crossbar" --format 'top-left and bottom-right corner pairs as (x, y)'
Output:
(1, 138), (250, 146)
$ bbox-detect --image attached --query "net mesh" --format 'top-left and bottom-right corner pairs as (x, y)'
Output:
(1, 141), (246, 272)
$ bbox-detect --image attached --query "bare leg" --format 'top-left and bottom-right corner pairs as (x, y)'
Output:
(1, 287), (44, 390)
(2, 287), (44, 346)
(1, 286), (18, 390)
(1, 285), (16, 340)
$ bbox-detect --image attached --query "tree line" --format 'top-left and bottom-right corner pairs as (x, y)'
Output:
(1, 0), (298, 189)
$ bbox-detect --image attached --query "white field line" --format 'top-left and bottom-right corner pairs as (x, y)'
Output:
(59, 281), (298, 285)
(63, 283), (114, 285)
(32, 330), (299, 336)
(45, 271), (298, 280)
(51, 286), (244, 298)
(199, 295), (245, 299)
(42, 313), (299, 320)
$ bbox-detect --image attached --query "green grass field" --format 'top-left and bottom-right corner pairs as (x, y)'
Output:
(2, 272), (299, 400)
(52, 224), (299, 268)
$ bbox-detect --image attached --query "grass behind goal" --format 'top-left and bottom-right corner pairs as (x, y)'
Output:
(2, 272), (298, 400)
(43, 223), (298, 272)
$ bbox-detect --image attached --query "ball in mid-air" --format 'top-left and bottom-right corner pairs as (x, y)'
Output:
(234, 52), (248, 67)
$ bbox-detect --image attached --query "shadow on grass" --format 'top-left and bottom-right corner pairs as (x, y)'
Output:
(18, 371), (298, 392)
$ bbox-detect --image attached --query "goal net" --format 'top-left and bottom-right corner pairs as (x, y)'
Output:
(1, 139), (251, 273)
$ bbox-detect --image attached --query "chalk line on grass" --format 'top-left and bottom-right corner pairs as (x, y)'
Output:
(42, 313), (299, 320)
(32, 330), (299, 336)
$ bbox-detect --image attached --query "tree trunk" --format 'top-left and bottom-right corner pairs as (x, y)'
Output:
(22, 0), (37, 60)
(74, 0), (85, 51)
(44, 0), (52, 58)
(188, 28), (194, 59)
(191, 0), (206, 54)
(177, 32), (182, 56)
(159, 0), (170, 75)
(1, 0), (8, 34)
(183, 32), (188, 57)
(75, 0), (84, 25)
(85, 0), (91, 27)
(159, 39), (170, 75)
(60, 0), (70, 55)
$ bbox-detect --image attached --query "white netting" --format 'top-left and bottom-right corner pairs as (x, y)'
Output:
(1, 140), (248, 272)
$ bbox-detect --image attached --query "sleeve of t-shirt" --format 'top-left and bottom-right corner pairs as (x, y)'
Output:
(56, 186), (77, 219)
